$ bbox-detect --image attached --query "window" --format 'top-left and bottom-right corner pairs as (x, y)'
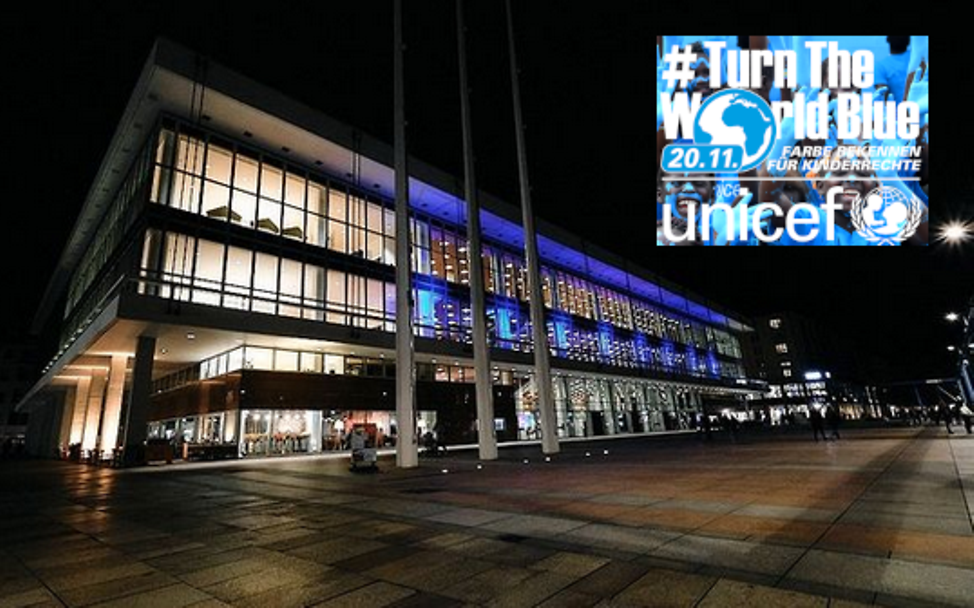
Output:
(224, 247), (253, 310)
(205, 144), (233, 184)
(193, 239), (224, 306)
(775, 343), (789, 354)
(783, 369), (792, 378)
(769, 318), (782, 329)
(328, 188), (348, 254)
(303, 264), (325, 321)
(274, 350), (299, 372)
(244, 347), (274, 370)
(252, 253), (278, 314)
(279, 259), (303, 318)
(325, 355), (345, 375)
(326, 269), (346, 325)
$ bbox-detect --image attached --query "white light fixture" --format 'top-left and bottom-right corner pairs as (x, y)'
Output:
(946, 312), (960, 322)
(186, 332), (196, 340)
(948, 346), (956, 352)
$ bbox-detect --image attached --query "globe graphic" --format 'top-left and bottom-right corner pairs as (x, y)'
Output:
(693, 89), (776, 172)
(860, 188), (913, 237)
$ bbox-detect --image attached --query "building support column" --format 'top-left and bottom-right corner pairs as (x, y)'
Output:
(505, 0), (558, 455)
(393, 0), (418, 468)
(959, 361), (974, 406)
(80, 371), (107, 458)
(457, 0), (496, 461)
(57, 385), (77, 453)
(98, 354), (128, 459)
(123, 335), (156, 465)
(603, 380), (616, 435)
(68, 376), (91, 447)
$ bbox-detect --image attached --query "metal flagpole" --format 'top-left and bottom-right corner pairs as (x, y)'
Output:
(394, 0), (417, 467)
(457, 0), (497, 460)
(504, 0), (559, 454)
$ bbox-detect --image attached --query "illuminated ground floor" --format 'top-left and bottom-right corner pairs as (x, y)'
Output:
(20, 290), (762, 463)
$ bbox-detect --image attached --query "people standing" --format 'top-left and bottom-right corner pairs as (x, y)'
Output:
(826, 406), (842, 440)
(944, 403), (955, 435)
(810, 407), (827, 442)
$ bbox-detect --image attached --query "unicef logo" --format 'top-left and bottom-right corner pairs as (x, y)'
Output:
(694, 89), (777, 173)
(851, 187), (924, 246)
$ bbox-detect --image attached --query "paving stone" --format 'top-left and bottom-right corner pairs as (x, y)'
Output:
(533, 552), (610, 578)
(696, 578), (827, 607)
(58, 569), (179, 606)
(613, 567), (717, 606)
(439, 566), (535, 604)
(484, 570), (576, 608)
(179, 558), (271, 588)
(732, 504), (839, 523)
(312, 581), (415, 608)
(231, 571), (372, 608)
(287, 537), (389, 565)
(536, 588), (601, 608)
(0, 585), (61, 608)
(786, 549), (974, 606)
(41, 560), (157, 593)
(650, 534), (805, 576)
(426, 508), (513, 527)
(567, 561), (650, 597)
(86, 583), (212, 608)
(201, 566), (309, 603)
(482, 514), (588, 537)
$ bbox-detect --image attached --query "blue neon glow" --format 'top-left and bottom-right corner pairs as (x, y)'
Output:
(598, 323), (614, 358)
(687, 347), (699, 375)
(661, 341), (676, 370)
(706, 351), (720, 377)
(551, 313), (571, 356)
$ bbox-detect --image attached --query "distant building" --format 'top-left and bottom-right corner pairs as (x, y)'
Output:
(744, 312), (880, 423)
(0, 333), (41, 449)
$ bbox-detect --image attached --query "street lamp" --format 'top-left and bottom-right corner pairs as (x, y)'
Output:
(940, 222), (971, 244)
(948, 345), (957, 352)
(946, 312), (960, 322)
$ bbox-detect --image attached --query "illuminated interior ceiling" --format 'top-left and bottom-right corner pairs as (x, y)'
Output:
(63, 319), (397, 381)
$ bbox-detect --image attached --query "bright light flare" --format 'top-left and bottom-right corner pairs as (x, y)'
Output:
(939, 222), (972, 243)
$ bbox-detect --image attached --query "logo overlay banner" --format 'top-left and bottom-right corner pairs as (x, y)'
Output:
(656, 36), (929, 247)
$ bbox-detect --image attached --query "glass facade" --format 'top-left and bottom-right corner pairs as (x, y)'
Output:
(140, 121), (746, 381)
(151, 346), (516, 395)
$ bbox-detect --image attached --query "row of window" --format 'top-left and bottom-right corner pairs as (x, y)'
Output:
(150, 125), (741, 358)
(155, 131), (398, 265)
(154, 346), (521, 395)
(142, 231), (743, 379)
(66, 140), (155, 318)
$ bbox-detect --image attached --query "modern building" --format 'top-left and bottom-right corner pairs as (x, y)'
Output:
(17, 39), (764, 463)
(744, 312), (879, 422)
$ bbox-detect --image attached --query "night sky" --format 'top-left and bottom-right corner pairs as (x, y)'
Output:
(3, 2), (970, 383)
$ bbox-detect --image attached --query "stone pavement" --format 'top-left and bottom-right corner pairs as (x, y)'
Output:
(1, 426), (972, 607)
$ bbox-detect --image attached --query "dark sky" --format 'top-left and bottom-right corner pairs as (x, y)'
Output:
(3, 2), (971, 382)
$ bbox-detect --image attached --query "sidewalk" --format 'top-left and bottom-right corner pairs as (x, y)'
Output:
(1, 426), (971, 607)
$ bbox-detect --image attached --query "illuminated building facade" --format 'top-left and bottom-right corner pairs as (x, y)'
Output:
(19, 40), (763, 461)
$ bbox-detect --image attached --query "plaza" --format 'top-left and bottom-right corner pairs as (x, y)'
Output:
(2, 427), (972, 607)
